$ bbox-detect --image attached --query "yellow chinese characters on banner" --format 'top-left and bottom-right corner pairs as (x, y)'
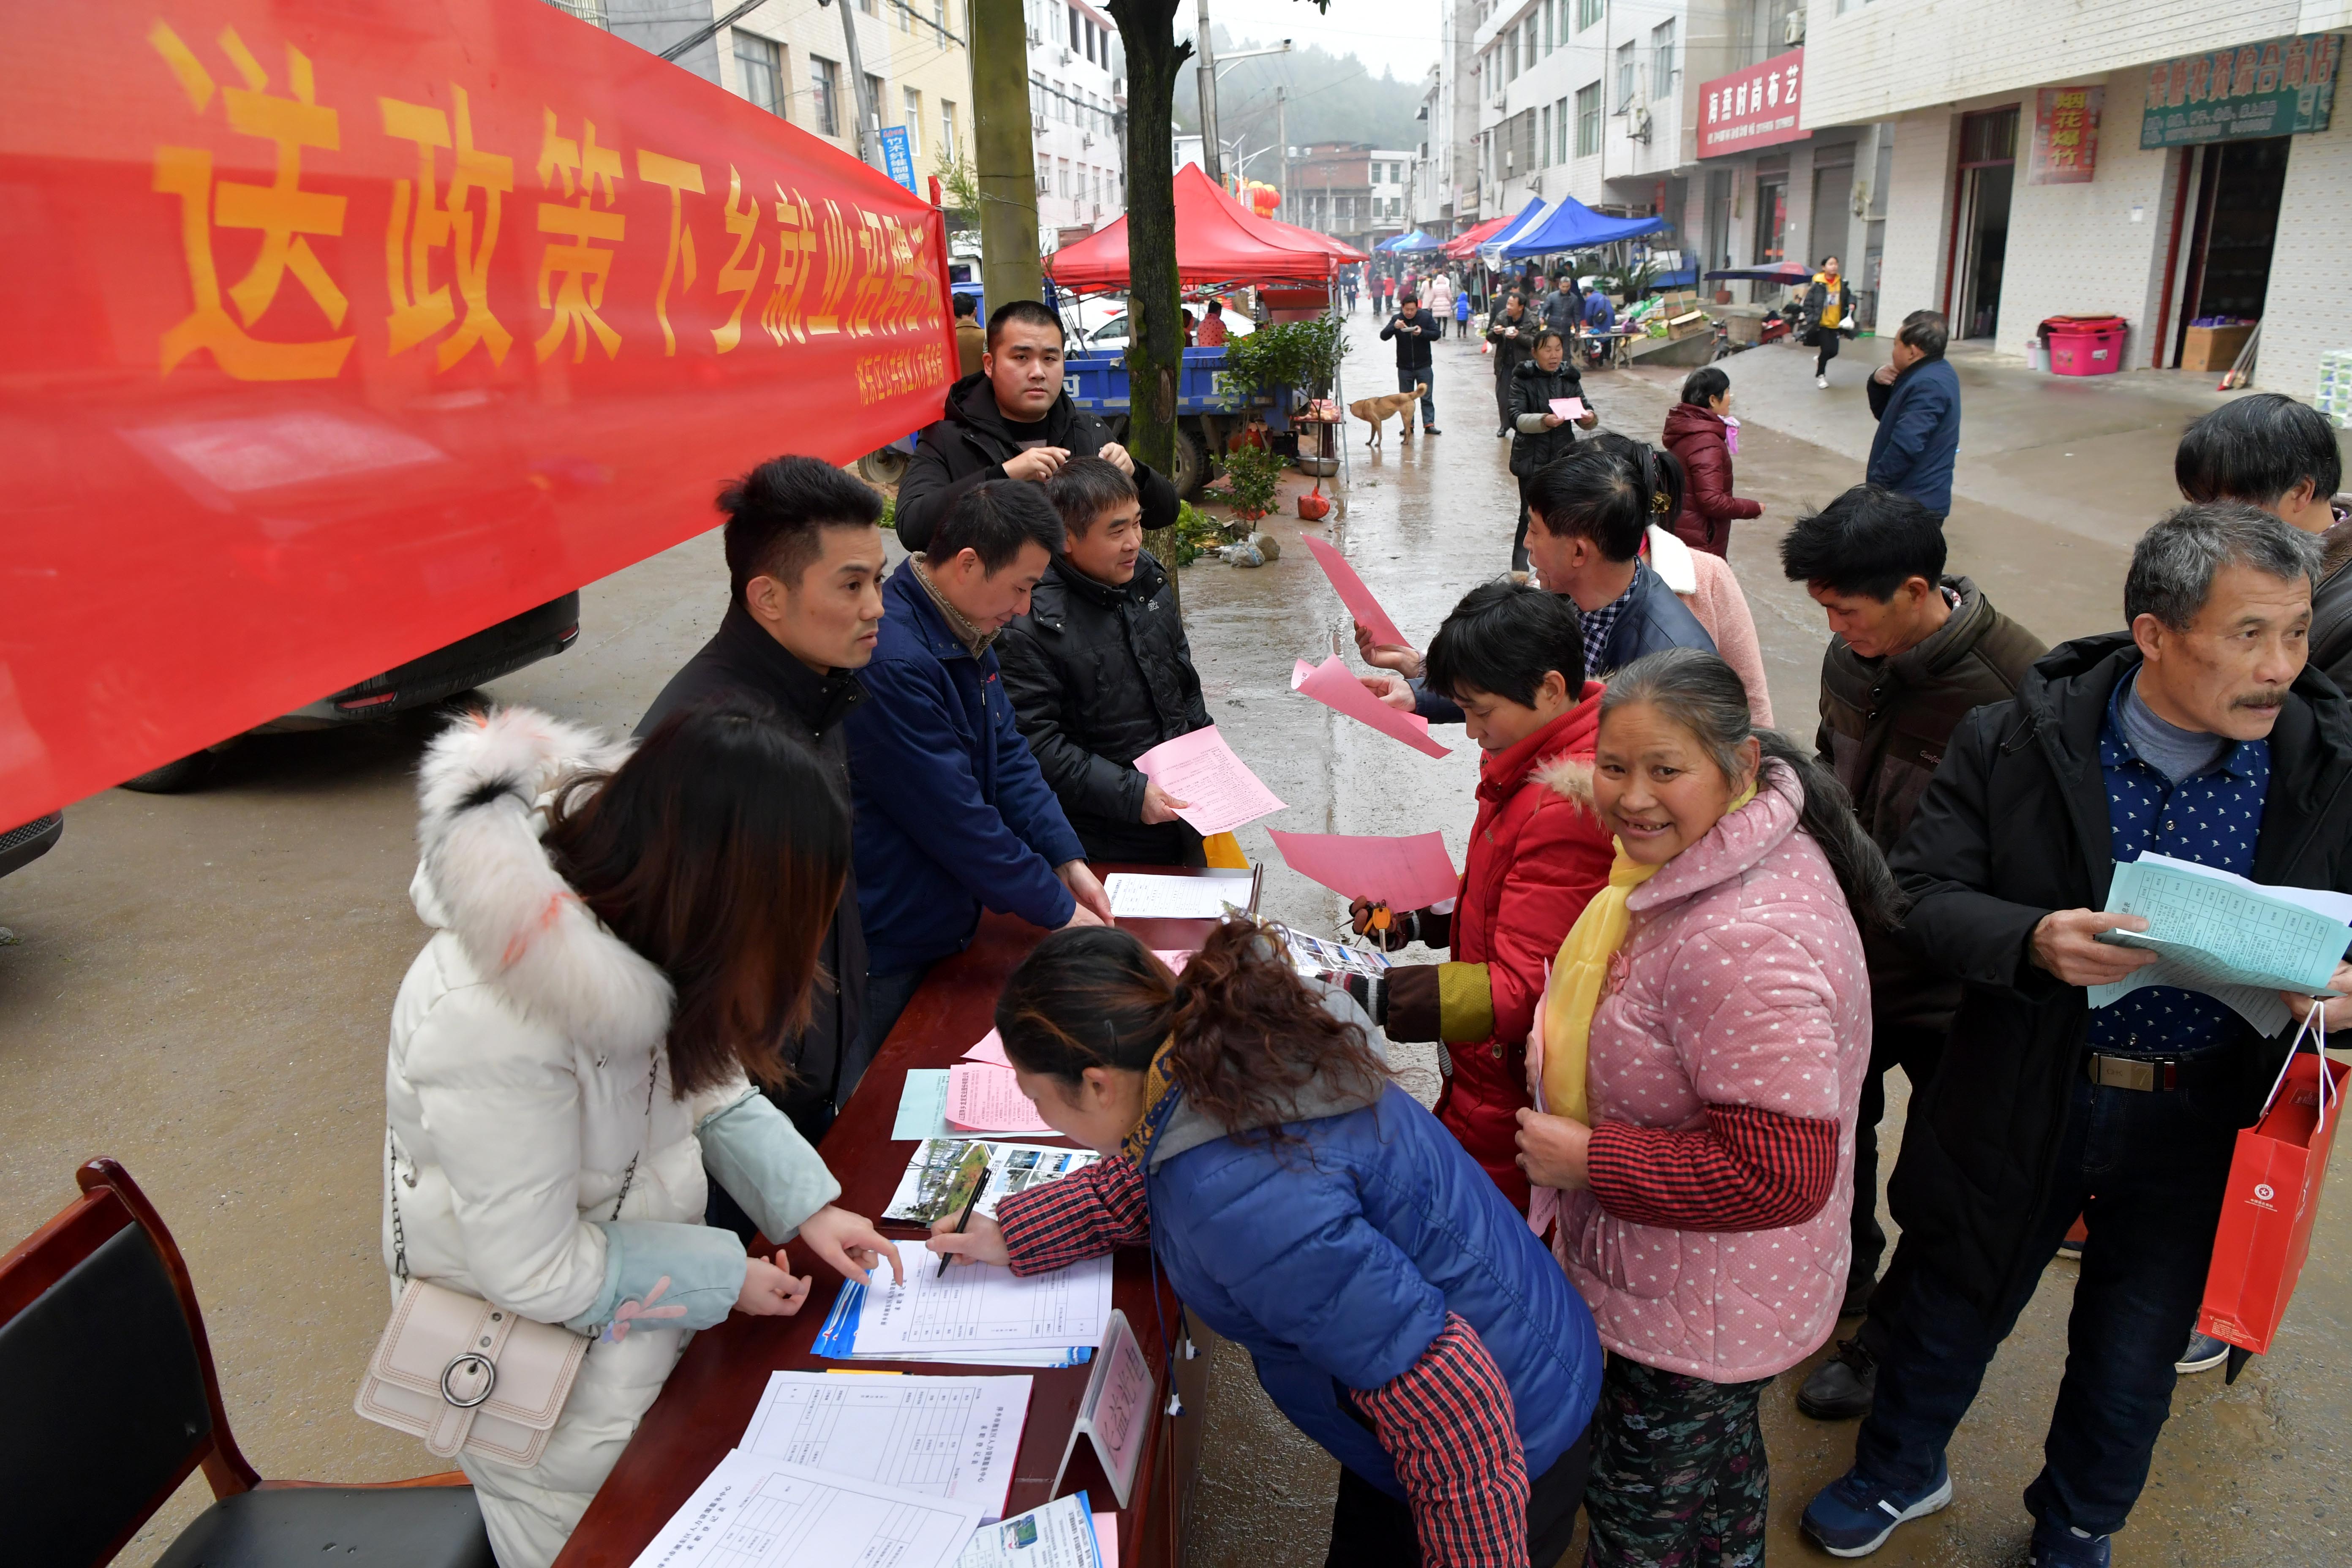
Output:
(137, 16), (946, 383)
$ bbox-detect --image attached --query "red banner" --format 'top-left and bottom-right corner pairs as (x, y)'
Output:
(0, 0), (955, 824)
(1698, 49), (1806, 159)
(2028, 85), (2104, 185)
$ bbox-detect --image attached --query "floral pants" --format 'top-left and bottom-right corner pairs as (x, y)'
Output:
(1583, 1353), (1772, 1568)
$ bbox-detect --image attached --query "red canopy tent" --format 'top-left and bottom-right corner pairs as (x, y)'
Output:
(1048, 164), (1363, 291)
(1442, 214), (1514, 259)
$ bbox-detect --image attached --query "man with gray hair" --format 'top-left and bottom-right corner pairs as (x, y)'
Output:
(1802, 502), (2352, 1566)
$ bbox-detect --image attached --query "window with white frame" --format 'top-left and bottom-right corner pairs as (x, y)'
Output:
(811, 55), (841, 137)
(903, 89), (922, 154)
(1575, 81), (1600, 155)
(1577, 0), (1601, 29)
(734, 32), (784, 117)
(942, 100), (958, 161)
(1617, 41), (1637, 108)
(1652, 20), (1676, 98)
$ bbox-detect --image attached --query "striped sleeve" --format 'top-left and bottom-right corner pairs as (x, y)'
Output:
(1585, 1103), (1840, 1232)
(994, 1155), (1151, 1276)
(1350, 1312), (1530, 1568)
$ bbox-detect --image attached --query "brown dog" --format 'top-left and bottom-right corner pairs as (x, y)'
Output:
(1350, 384), (1426, 447)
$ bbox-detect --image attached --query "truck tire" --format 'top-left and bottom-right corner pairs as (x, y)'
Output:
(1170, 427), (1206, 500)
(855, 446), (911, 486)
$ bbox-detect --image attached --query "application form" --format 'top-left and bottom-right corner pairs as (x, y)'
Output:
(738, 1372), (1031, 1522)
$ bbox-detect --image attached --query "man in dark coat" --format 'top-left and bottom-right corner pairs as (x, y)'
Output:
(637, 456), (887, 1145)
(1777, 485), (2047, 1420)
(1866, 310), (1962, 519)
(1486, 291), (1536, 438)
(847, 482), (1113, 1056)
(2175, 392), (2352, 691)
(1802, 504), (2352, 1566)
(1539, 274), (1582, 338)
(1379, 292), (1444, 435)
(999, 458), (1215, 865)
(895, 299), (1178, 553)
(1356, 444), (1715, 723)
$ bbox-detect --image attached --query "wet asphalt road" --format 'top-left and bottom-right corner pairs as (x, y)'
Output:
(3, 321), (2346, 1565)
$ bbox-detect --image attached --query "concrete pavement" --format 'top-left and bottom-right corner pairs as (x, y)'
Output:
(3, 318), (2346, 1565)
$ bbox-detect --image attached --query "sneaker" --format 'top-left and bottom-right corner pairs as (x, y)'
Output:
(1797, 1337), (1878, 1421)
(2028, 1519), (2112, 1567)
(1801, 1465), (1953, 1557)
(1817, 374), (1830, 388)
(2176, 1331), (2229, 1374)
(1424, 426), (1441, 435)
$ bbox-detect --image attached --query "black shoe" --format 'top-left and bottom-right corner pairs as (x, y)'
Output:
(1841, 1270), (1877, 1318)
(1496, 427), (1510, 438)
(1797, 1337), (1878, 1421)
(1423, 426), (1441, 435)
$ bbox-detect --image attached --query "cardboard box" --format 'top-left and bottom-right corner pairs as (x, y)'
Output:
(2181, 323), (2257, 373)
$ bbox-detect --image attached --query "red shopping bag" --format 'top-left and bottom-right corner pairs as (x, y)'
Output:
(2197, 1019), (2349, 1357)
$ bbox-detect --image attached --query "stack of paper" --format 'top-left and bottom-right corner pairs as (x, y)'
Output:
(1131, 725), (1285, 835)
(738, 1371), (1031, 1522)
(947, 1062), (1053, 1135)
(624, 1450), (985, 1568)
(883, 1139), (1100, 1226)
(814, 1251), (1113, 1370)
(2093, 852), (2352, 1035)
(1103, 873), (1251, 919)
(958, 1493), (1106, 1568)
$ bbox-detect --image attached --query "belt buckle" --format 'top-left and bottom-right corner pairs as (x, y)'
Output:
(2089, 1055), (2163, 1092)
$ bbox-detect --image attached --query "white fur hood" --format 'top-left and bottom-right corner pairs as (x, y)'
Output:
(410, 707), (672, 1058)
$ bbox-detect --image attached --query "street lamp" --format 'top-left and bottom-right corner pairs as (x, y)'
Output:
(1193, 7), (1291, 188)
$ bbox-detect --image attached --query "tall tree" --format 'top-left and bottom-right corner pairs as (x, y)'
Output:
(973, 0), (1042, 308)
(1105, 0), (1190, 586)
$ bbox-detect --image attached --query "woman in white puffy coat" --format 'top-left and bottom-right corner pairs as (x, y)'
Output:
(384, 701), (902, 1567)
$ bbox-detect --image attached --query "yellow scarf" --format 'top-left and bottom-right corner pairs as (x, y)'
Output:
(1538, 783), (1755, 1123)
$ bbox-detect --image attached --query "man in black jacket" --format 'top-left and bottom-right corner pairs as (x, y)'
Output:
(999, 458), (1215, 865)
(1486, 291), (1535, 437)
(895, 299), (1179, 552)
(1379, 292), (1443, 435)
(1778, 487), (2047, 1420)
(1802, 504), (2352, 1566)
(637, 456), (888, 1146)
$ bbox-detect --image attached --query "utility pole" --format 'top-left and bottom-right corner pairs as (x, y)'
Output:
(1275, 86), (1288, 216)
(972, 0), (1042, 306)
(820, 0), (882, 172)
(1193, 0), (1221, 188)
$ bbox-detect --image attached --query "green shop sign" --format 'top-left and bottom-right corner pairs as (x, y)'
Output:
(2140, 33), (2340, 147)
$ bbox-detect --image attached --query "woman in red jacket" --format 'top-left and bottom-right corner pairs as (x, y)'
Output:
(1347, 582), (1614, 1211)
(1661, 366), (1763, 557)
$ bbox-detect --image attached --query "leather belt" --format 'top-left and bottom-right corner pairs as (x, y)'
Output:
(2084, 1053), (2186, 1091)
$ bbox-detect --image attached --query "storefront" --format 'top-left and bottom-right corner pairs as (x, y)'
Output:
(1848, 27), (2349, 396)
(1688, 47), (1885, 322)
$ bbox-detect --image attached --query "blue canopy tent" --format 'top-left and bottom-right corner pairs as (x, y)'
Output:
(1476, 200), (1550, 264)
(1498, 196), (1665, 259)
(1380, 229), (1442, 253)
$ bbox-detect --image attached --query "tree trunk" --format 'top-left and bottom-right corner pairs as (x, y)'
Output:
(1108, 0), (1190, 603)
(972, 0), (1041, 309)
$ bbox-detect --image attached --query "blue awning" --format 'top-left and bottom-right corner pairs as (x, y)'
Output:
(1379, 230), (1443, 253)
(1477, 200), (1550, 263)
(1498, 196), (1666, 259)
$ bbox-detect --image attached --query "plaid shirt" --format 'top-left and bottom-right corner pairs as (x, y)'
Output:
(995, 1161), (1532, 1566)
(1586, 1102), (1840, 1231)
(1575, 563), (1647, 677)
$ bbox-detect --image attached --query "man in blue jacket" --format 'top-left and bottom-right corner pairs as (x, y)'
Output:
(847, 482), (1114, 1057)
(1867, 310), (1962, 519)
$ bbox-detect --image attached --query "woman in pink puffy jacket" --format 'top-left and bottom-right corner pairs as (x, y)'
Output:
(1514, 648), (1903, 1568)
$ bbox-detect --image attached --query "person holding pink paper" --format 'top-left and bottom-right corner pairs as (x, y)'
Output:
(1343, 584), (1613, 1213)
(1507, 329), (1600, 572)
(999, 458), (1218, 865)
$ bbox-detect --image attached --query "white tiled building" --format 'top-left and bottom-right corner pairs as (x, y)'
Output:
(1800, 1), (2352, 396)
(1409, 2), (1485, 237)
(1025, 0), (1126, 249)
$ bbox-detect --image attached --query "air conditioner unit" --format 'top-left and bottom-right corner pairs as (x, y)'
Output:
(1629, 105), (1653, 143)
(1027, 27), (1042, 45)
(1058, 48), (1072, 66)
(1033, 114), (1048, 133)
(1784, 11), (1807, 45)
(1081, 132), (1095, 148)
(1492, 90), (1509, 110)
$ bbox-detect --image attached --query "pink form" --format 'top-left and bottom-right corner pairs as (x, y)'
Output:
(1547, 396), (1588, 421)
(963, 1029), (1012, 1067)
(1299, 535), (1408, 651)
(945, 1062), (1053, 1134)
(1132, 724), (1285, 835)
(1290, 657), (1452, 759)
(1268, 829), (1460, 909)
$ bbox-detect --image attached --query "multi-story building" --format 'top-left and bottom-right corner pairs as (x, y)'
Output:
(1026, 0), (1126, 250)
(1369, 149), (1412, 241)
(1799, 2), (2351, 395)
(1408, 1), (1485, 237)
(1292, 142), (1388, 252)
(597, 1), (975, 200)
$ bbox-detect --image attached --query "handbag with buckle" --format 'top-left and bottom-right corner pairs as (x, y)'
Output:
(355, 1057), (656, 1463)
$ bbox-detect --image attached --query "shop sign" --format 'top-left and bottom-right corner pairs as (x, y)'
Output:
(2029, 85), (2104, 183)
(2140, 33), (2340, 147)
(879, 125), (918, 192)
(1699, 49), (1805, 158)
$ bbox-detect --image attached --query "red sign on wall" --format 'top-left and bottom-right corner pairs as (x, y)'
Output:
(0, 0), (956, 825)
(1699, 49), (1807, 158)
(2029, 85), (2106, 184)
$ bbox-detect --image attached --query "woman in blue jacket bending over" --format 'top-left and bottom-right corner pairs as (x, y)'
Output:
(928, 920), (1602, 1566)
